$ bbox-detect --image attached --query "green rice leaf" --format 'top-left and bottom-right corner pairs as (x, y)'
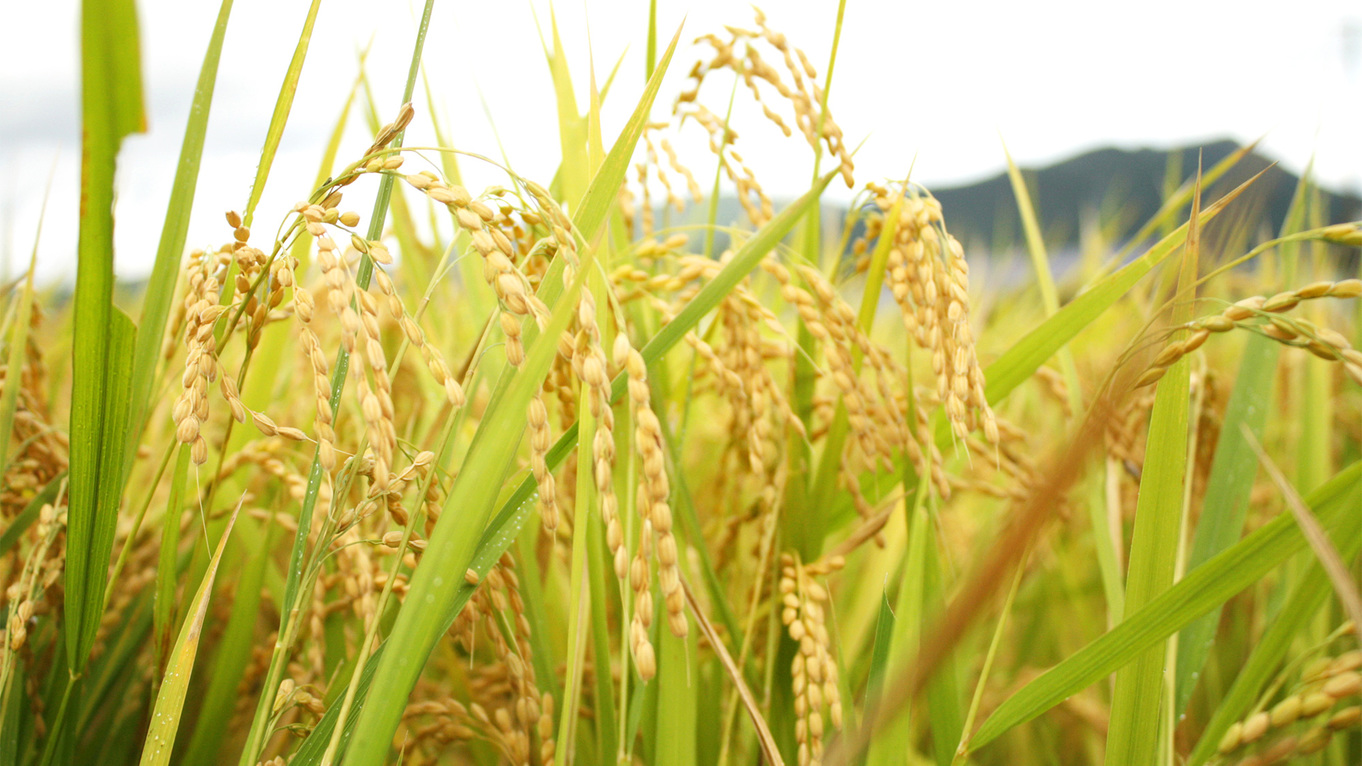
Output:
(924, 524), (964, 766)
(241, 0), (322, 227)
(122, 0), (234, 480)
(0, 473), (64, 558)
(65, 0), (144, 675)
(0, 191), (47, 474)
(1003, 142), (1060, 316)
(1172, 334), (1276, 714)
(151, 447), (190, 686)
(65, 307), (136, 673)
(1103, 166), (1202, 766)
(544, 10), (588, 212)
(655, 625), (699, 766)
(858, 588), (896, 766)
(344, 228), (588, 763)
(1103, 360), (1189, 764)
(966, 461), (1362, 752)
(1184, 488), (1362, 766)
(978, 168), (1263, 412)
(178, 520), (272, 766)
(0, 657), (22, 766)
(137, 501), (241, 766)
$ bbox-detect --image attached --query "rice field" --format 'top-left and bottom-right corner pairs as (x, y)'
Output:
(2, 2), (1361, 765)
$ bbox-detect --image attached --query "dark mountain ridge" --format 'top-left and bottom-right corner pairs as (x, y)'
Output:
(927, 139), (1361, 253)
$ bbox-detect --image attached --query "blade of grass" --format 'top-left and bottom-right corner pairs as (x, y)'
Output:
(1173, 160), (1312, 715)
(543, 9), (588, 211)
(1172, 334), (1276, 713)
(121, 0), (234, 482)
(0, 179), (49, 473)
(235, 1), (435, 758)
(151, 447), (191, 689)
(178, 517), (273, 766)
(0, 659), (21, 766)
(867, 486), (930, 766)
(951, 554), (1026, 765)
(0, 473), (64, 557)
(977, 167), (1265, 413)
(1245, 428), (1362, 638)
(655, 613), (698, 766)
(346, 231), (589, 763)
(1184, 489), (1362, 766)
(557, 413), (597, 765)
(65, 0), (144, 675)
(67, 309), (135, 673)
(965, 460), (1362, 752)
(857, 587), (895, 766)
(924, 516), (965, 766)
(1003, 141), (1063, 318)
(240, 0), (322, 228)
(136, 500), (241, 766)
(1103, 163), (1203, 766)
(586, 499), (620, 759)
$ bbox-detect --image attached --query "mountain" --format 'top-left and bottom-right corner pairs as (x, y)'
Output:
(670, 140), (1359, 261)
(926, 139), (1362, 253)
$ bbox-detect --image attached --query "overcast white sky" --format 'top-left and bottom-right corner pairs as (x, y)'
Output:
(2, 0), (1360, 282)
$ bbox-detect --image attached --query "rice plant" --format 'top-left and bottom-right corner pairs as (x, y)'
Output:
(2, 2), (1361, 765)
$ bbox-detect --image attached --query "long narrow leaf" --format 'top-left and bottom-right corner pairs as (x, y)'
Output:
(0, 189), (48, 473)
(178, 519), (272, 765)
(65, 0), (144, 674)
(474, 171), (836, 612)
(1104, 165), (1202, 766)
(241, 0), (322, 227)
(979, 168), (1264, 411)
(152, 447), (191, 684)
(344, 232), (588, 762)
(1173, 334), (1276, 713)
(967, 460), (1362, 751)
(1184, 484), (1362, 766)
(137, 501), (241, 766)
(0, 474), (64, 557)
(121, 0), (234, 483)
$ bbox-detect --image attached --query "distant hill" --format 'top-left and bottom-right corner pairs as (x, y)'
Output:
(925, 139), (1362, 253)
(669, 140), (1360, 259)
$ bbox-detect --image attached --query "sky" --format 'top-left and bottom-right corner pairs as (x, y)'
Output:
(2, 0), (1360, 282)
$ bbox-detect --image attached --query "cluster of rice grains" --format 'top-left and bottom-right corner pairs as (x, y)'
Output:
(848, 182), (1000, 497)
(677, 8), (854, 223)
(402, 169), (693, 682)
(0, 9), (1021, 765)
(1213, 629), (1362, 766)
(780, 553), (845, 766)
(1137, 278), (1362, 388)
(417, 554), (555, 766)
(606, 11), (1000, 764)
